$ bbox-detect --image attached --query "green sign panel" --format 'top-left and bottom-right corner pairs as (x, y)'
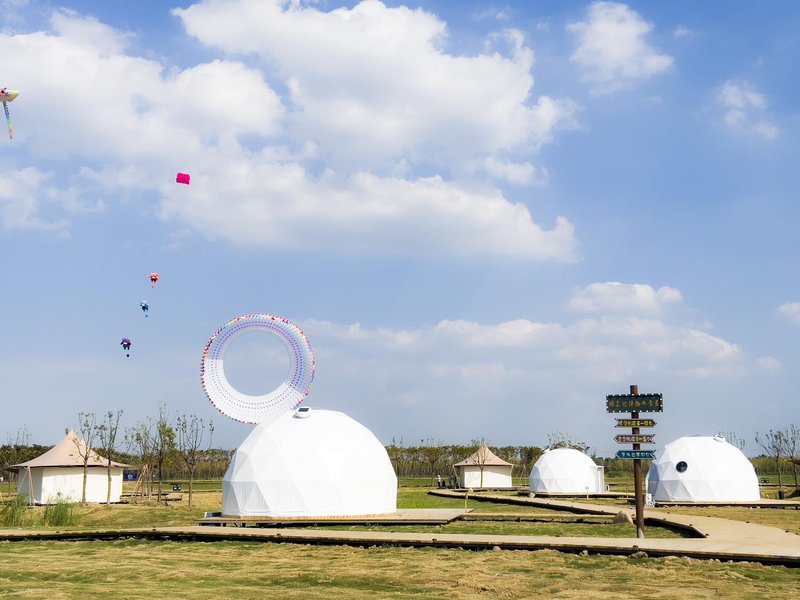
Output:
(615, 419), (656, 428)
(616, 450), (655, 460)
(606, 393), (663, 413)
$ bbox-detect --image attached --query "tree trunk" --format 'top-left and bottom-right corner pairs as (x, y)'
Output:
(106, 463), (112, 506)
(188, 468), (195, 507)
(81, 462), (88, 505)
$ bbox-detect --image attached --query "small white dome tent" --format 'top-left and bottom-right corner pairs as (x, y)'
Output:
(647, 435), (759, 502)
(223, 408), (397, 517)
(529, 448), (604, 494)
(453, 443), (514, 489)
(11, 430), (126, 504)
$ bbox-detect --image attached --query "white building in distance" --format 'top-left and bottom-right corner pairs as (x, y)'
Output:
(453, 443), (515, 489)
(11, 430), (126, 504)
(529, 448), (604, 494)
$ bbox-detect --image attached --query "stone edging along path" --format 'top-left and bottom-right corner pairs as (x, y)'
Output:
(0, 492), (798, 566)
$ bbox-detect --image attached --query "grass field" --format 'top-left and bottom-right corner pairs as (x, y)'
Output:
(0, 539), (798, 599)
(2, 483), (799, 598)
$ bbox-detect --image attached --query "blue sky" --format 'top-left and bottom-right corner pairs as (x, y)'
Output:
(1, 0), (798, 456)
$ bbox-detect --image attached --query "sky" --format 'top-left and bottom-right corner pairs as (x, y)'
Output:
(1, 0), (798, 457)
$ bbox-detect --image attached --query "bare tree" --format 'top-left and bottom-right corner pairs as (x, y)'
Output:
(6, 426), (31, 447)
(779, 424), (799, 490)
(468, 437), (489, 489)
(717, 431), (746, 452)
(125, 418), (154, 499)
(547, 431), (590, 454)
(176, 414), (213, 507)
(150, 403), (175, 502)
(3, 427), (31, 493)
(386, 438), (405, 488)
(74, 412), (98, 505)
(756, 429), (786, 491)
(97, 410), (123, 506)
(419, 438), (447, 487)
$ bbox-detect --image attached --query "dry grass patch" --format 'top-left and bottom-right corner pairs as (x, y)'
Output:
(650, 505), (800, 535)
(0, 540), (798, 599)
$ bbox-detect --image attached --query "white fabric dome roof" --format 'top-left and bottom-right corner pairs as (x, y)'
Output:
(647, 435), (759, 502)
(529, 448), (601, 494)
(223, 408), (397, 517)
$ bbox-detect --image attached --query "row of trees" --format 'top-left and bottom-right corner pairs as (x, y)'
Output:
(4, 423), (798, 500)
(1, 404), (217, 507)
(119, 404), (215, 506)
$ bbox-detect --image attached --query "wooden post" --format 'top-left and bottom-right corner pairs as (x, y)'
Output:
(630, 384), (645, 538)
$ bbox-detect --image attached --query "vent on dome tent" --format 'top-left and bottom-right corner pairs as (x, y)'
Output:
(294, 406), (312, 419)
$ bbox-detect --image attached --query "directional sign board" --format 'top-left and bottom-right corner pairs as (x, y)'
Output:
(615, 419), (656, 428)
(614, 434), (655, 444)
(616, 450), (655, 460)
(606, 393), (663, 413)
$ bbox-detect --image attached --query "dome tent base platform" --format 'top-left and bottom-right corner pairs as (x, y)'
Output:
(198, 508), (470, 527)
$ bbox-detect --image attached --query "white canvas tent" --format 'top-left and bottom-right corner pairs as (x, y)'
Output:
(647, 435), (760, 502)
(223, 408), (397, 517)
(10, 430), (127, 504)
(529, 448), (604, 494)
(453, 443), (514, 489)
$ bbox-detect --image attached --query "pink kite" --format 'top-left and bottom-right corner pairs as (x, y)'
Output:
(176, 172), (190, 185)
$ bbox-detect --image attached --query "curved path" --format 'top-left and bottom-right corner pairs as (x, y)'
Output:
(1, 493), (798, 566)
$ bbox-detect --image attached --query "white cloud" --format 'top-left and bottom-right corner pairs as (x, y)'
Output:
(480, 157), (547, 186)
(159, 168), (579, 259)
(306, 310), (752, 391)
(472, 6), (512, 22)
(174, 0), (578, 172)
(778, 302), (800, 325)
(50, 8), (132, 55)
(567, 1), (673, 94)
(672, 25), (691, 39)
(0, 7), (579, 259)
(716, 80), (778, 140)
(569, 282), (682, 314)
(756, 356), (782, 372)
(0, 165), (103, 232)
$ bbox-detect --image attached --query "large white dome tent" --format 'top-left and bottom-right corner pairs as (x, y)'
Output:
(223, 408), (397, 517)
(646, 435), (760, 502)
(529, 448), (604, 494)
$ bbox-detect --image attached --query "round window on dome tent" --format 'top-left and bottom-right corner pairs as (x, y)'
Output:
(676, 461), (688, 473)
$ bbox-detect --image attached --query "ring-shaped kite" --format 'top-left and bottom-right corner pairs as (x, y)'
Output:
(201, 314), (316, 424)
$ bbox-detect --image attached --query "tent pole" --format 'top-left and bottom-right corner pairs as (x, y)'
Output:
(27, 466), (33, 505)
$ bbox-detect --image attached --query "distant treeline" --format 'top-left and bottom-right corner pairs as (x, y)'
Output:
(1, 443), (796, 487)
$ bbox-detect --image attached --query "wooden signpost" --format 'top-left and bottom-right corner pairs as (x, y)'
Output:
(607, 384), (663, 539)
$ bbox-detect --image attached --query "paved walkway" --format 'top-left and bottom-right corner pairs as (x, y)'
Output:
(1, 494), (798, 565)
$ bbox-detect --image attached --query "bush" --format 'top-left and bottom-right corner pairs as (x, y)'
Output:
(0, 493), (30, 527)
(43, 494), (80, 527)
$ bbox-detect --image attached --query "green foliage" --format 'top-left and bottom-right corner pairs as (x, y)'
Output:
(0, 493), (30, 526)
(42, 494), (80, 527)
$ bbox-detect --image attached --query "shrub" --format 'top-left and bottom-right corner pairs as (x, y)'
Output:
(0, 493), (30, 527)
(43, 494), (80, 527)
